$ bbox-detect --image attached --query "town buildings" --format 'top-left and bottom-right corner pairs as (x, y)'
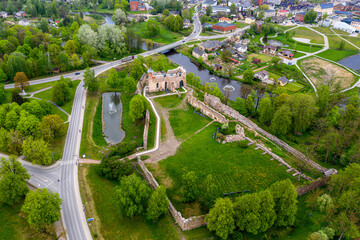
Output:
(333, 21), (357, 34)
(199, 40), (222, 51)
(212, 22), (237, 33)
(143, 67), (187, 92)
(192, 47), (208, 60)
(130, 0), (146, 11)
(295, 12), (306, 22)
(314, 3), (334, 14)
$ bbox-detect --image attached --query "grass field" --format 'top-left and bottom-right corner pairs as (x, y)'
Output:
(169, 106), (211, 140)
(282, 81), (306, 92)
(288, 27), (324, 44)
(145, 54), (179, 72)
(247, 53), (273, 63)
(311, 27), (333, 35)
(332, 28), (350, 35)
(235, 22), (248, 28)
(342, 36), (360, 48)
(272, 34), (323, 53)
(130, 21), (183, 45)
(293, 52), (306, 58)
(92, 94), (107, 147)
(150, 123), (296, 216)
(34, 80), (81, 115)
(316, 35), (359, 61)
(79, 164), (181, 240)
(153, 95), (185, 109)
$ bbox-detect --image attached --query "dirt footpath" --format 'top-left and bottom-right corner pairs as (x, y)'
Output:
(300, 57), (356, 90)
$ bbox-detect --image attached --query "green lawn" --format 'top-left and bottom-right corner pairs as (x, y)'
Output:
(145, 54), (179, 71)
(272, 34), (323, 53)
(342, 36), (360, 48)
(247, 53), (273, 63)
(332, 28), (350, 36)
(153, 95), (185, 109)
(81, 164), (181, 240)
(288, 27), (324, 44)
(311, 27), (333, 35)
(316, 35), (359, 61)
(130, 21), (183, 45)
(293, 52), (306, 58)
(49, 104), (68, 122)
(147, 106), (157, 150)
(92, 94), (107, 147)
(268, 71), (282, 80)
(169, 106), (211, 140)
(153, 123), (297, 216)
(34, 80), (81, 115)
(235, 22), (248, 28)
(282, 81), (306, 92)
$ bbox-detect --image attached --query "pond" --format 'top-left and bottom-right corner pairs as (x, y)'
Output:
(337, 53), (360, 72)
(165, 50), (245, 101)
(102, 92), (124, 144)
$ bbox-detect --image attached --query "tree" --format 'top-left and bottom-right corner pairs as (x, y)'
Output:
(114, 174), (151, 218)
(220, 50), (232, 62)
(98, 156), (133, 181)
(202, 174), (219, 208)
(270, 179), (298, 227)
(0, 84), (5, 104)
(304, 9), (317, 23)
(230, 4), (237, 14)
(14, 72), (29, 91)
(316, 194), (334, 213)
(122, 76), (137, 94)
(98, 25), (127, 56)
(147, 186), (169, 221)
(39, 19), (49, 33)
(339, 40), (345, 50)
(146, 19), (160, 37)
(52, 76), (72, 106)
(64, 40), (77, 55)
(5, 109), (19, 130)
(16, 111), (39, 136)
(205, 198), (236, 239)
(181, 171), (199, 203)
(8, 52), (26, 80)
(200, 15), (208, 24)
(84, 68), (99, 95)
(258, 190), (276, 232)
(234, 193), (261, 234)
(0, 69), (7, 83)
(258, 10), (265, 20)
(258, 95), (274, 125)
(245, 95), (255, 116)
(39, 114), (66, 142)
(112, 8), (127, 25)
(107, 69), (121, 88)
(22, 138), (52, 165)
(77, 24), (98, 50)
(289, 94), (318, 133)
(129, 95), (147, 123)
(243, 69), (254, 84)
(0, 156), (30, 205)
(271, 105), (292, 135)
(21, 188), (62, 232)
(259, 4), (269, 10)
(206, 5), (212, 16)
(234, 97), (247, 115)
(162, 9), (170, 16)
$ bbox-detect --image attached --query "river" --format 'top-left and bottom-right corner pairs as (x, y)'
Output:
(82, 12), (114, 25)
(165, 51), (244, 101)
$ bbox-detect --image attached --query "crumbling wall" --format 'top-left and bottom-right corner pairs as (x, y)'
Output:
(296, 177), (330, 196)
(143, 110), (150, 150)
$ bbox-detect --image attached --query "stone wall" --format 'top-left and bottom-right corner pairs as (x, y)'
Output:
(204, 93), (331, 174)
(143, 110), (150, 150)
(296, 177), (330, 196)
(137, 157), (207, 230)
(187, 94), (228, 124)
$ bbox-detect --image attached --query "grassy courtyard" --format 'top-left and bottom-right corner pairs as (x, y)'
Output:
(288, 27), (324, 44)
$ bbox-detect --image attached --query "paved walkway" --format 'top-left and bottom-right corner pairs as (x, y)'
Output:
(79, 159), (101, 164)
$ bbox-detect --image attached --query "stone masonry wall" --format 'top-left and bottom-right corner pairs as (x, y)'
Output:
(204, 93), (330, 174)
(143, 110), (150, 150)
(296, 177), (330, 196)
(137, 157), (206, 230)
(187, 94), (228, 124)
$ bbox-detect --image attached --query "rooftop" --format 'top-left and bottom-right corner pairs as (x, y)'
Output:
(319, 3), (333, 9)
(214, 22), (236, 27)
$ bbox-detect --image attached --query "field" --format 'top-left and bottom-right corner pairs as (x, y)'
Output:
(145, 54), (179, 71)
(153, 94), (185, 109)
(282, 81), (306, 92)
(332, 28), (350, 35)
(288, 27), (324, 44)
(149, 121), (296, 217)
(130, 21), (183, 45)
(316, 35), (359, 61)
(79, 164), (181, 240)
(271, 33), (323, 53)
(342, 36), (360, 48)
(311, 27), (333, 35)
(247, 53), (273, 63)
(300, 57), (356, 90)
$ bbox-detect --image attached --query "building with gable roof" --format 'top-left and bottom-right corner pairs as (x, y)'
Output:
(314, 3), (334, 14)
(143, 67), (186, 92)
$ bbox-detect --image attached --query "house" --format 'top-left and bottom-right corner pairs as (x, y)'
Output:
(0, 11), (8, 18)
(202, 0), (217, 10)
(192, 47), (208, 60)
(272, 15), (287, 24)
(199, 40), (222, 51)
(333, 21), (357, 34)
(238, 0), (252, 11)
(334, 3), (350, 12)
(213, 63), (222, 71)
(245, 16), (256, 24)
(212, 22), (237, 33)
(234, 43), (247, 53)
(263, 10), (276, 18)
(263, 45), (277, 55)
(219, 17), (232, 23)
(129, 0), (146, 11)
(279, 50), (294, 59)
(143, 67), (186, 92)
(252, 58), (261, 64)
(278, 76), (289, 86)
(254, 0), (263, 6)
(314, 3), (334, 14)
(183, 19), (191, 28)
(220, 0), (227, 6)
(351, 21), (360, 30)
(212, 6), (231, 13)
(295, 12), (306, 22)
(255, 20), (264, 30)
(277, 9), (289, 16)
(254, 70), (269, 81)
(202, 22), (213, 29)
(18, 18), (30, 26)
(15, 11), (26, 18)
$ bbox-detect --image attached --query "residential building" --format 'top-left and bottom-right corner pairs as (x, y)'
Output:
(333, 21), (357, 34)
(213, 63), (222, 71)
(254, 0), (263, 6)
(203, 22), (213, 29)
(18, 18), (30, 26)
(212, 22), (237, 33)
(278, 76), (289, 86)
(263, 10), (276, 18)
(295, 12), (306, 22)
(234, 43), (247, 53)
(212, 6), (231, 13)
(143, 67), (186, 92)
(220, 0), (227, 6)
(255, 20), (264, 30)
(334, 3), (350, 12)
(15, 11), (26, 18)
(245, 16), (256, 24)
(314, 3), (334, 14)
(130, 0), (146, 11)
(219, 17), (232, 23)
(199, 40), (222, 51)
(254, 70), (270, 81)
(341, 18), (358, 25)
(272, 15), (287, 23)
(228, 0), (251, 11)
(0, 11), (7, 18)
(351, 20), (360, 30)
(202, 0), (217, 10)
(192, 47), (208, 60)
(183, 19), (191, 28)
(263, 45), (277, 55)
(277, 9), (289, 16)
(279, 50), (294, 59)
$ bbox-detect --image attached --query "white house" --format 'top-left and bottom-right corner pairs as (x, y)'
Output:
(18, 19), (30, 26)
(333, 21), (356, 34)
(234, 43), (247, 53)
(0, 11), (8, 18)
(202, 0), (217, 10)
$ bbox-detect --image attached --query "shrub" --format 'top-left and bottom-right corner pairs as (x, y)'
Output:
(98, 156), (133, 181)
(216, 132), (225, 140)
(108, 142), (136, 158)
(238, 140), (248, 148)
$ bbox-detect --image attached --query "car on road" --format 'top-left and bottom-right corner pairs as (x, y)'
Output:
(75, 72), (80, 75)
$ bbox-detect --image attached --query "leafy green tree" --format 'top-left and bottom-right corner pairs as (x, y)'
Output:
(220, 50), (232, 63)
(5, 109), (19, 130)
(205, 198), (236, 239)
(243, 69), (254, 84)
(39, 114), (66, 142)
(289, 94), (317, 133)
(0, 84), (5, 104)
(122, 76), (137, 94)
(258, 10), (265, 19)
(52, 76), (72, 106)
(0, 156), (30, 205)
(234, 193), (261, 234)
(22, 138), (52, 165)
(0, 69), (7, 83)
(8, 52), (26, 80)
(114, 174), (151, 218)
(258, 95), (274, 125)
(245, 95), (255, 116)
(270, 179), (298, 227)
(271, 105), (292, 135)
(6, 130), (23, 154)
(146, 19), (160, 37)
(84, 68), (99, 95)
(315, 85), (331, 117)
(202, 174), (219, 208)
(14, 72), (29, 91)
(112, 8), (127, 25)
(234, 97), (247, 115)
(230, 4), (237, 14)
(21, 188), (62, 232)
(147, 186), (169, 221)
(258, 190), (276, 232)
(308, 227), (335, 240)
(304, 9), (317, 23)
(162, 9), (170, 16)
(129, 95), (147, 123)
(16, 111), (39, 136)
(64, 40), (78, 55)
(98, 156), (133, 181)
(206, 5), (212, 16)
(39, 19), (49, 33)
(181, 171), (199, 203)
(316, 194), (334, 213)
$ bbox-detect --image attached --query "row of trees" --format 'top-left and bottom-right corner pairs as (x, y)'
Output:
(205, 179), (298, 239)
